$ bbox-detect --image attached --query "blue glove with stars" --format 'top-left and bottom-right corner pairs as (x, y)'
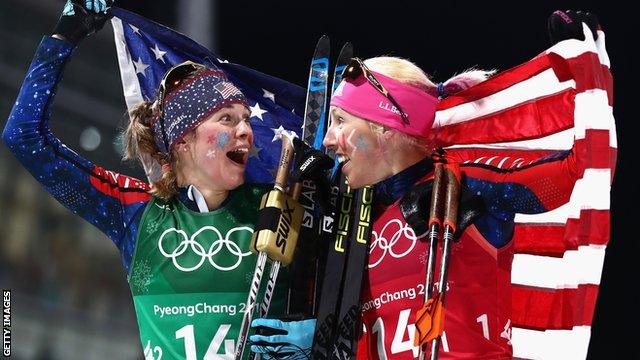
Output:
(249, 318), (316, 359)
(53, 0), (114, 45)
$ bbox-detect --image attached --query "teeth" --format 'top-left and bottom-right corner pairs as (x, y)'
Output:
(337, 155), (350, 164)
(232, 148), (248, 154)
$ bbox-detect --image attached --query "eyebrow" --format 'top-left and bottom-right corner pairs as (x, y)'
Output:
(220, 104), (250, 116)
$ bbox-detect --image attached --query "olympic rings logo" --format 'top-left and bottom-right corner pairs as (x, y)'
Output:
(157, 226), (253, 272)
(368, 218), (420, 269)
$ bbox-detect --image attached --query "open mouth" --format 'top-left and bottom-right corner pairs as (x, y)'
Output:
(337, 154), (351, 166)
(226, 148), (249, 165)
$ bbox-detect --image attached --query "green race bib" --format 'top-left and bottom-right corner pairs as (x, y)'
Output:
(129, 185), (287, 359)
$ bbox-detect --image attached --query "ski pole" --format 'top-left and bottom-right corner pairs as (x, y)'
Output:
(235, 130), (304, 360)
(248, 183), (303, 360)
(415, 161), (461, 360)
(430, 163), (461, 360)
(417, 162), (445, 360)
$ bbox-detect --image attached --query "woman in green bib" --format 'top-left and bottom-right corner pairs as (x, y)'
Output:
(3, 1), (291, 359)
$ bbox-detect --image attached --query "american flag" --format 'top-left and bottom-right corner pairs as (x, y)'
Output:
(110, 8), (615, 358)
(434, 25), (615, 359)
(214, 81), (241, 99)
(109, 7), (306, 184)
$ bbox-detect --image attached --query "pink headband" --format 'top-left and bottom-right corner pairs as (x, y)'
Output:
(330, 70), (438, 138)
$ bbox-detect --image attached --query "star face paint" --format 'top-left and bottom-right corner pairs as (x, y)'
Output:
(216, 132), (231, 148)
(356, 134), (370, 150)
(323, 106), (389, 189)
(185, 103), (253, 192)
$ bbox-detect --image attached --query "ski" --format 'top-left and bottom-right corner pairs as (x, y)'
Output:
(286, 34), (331, 316)
(330, 185), (374, 359)
(312, 170), (353, 359)
(311, 42), (360, 359)
(238, 36), (331, 360)
(313, 41), (354, 312)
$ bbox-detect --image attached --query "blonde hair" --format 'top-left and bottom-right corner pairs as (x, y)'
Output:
(364, 56), (495, 153)
(364, 57), (436, 155)
(123, 101), (177, 199)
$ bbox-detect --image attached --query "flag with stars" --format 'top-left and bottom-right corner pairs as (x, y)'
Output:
(109, 7), (306, 184)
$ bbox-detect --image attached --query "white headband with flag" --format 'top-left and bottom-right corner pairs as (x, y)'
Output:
(110, 7), (306, 183)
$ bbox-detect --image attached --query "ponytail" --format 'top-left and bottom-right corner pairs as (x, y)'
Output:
(123, 101), (177, 199)
(431, 68), (497, 98)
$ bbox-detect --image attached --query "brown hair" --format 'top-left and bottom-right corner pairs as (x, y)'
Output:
(122, 66), (215, 199)
(123, 101), (177, 199)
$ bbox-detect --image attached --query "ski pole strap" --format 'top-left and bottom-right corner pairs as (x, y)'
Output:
(253, 207), (281, 234)
(414, 293), (446, 347)
(251, 189), (303, 266)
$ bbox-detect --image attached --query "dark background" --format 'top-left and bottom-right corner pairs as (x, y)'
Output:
(0, 0), (634, 359)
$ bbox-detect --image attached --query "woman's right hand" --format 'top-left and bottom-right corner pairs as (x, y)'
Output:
(52, 0), (114, 45)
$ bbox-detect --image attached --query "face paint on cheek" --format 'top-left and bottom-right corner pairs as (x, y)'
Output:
(356, 134), (369, 151)
(206, 149), (217, 159)
(336, 130), (348, 153)
(216, 132), (231, 148)
(346, 129), (358, 152)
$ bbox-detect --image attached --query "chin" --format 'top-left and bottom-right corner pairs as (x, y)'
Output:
(346, 172), (381, 189)
(225, 173), (245, 190)
(346, 176), (366, 189)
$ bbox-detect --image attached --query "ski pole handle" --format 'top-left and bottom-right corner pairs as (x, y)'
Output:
(251, 187), (304, 266)
(443, 163), (461, 233)
(274, 130), (297, 192)
(428, 163), (446, 229)
(251, 129), (304, 265)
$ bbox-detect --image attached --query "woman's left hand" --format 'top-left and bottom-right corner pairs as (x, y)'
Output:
(249, 318), (316, 358)
(548, 10), (600, 45)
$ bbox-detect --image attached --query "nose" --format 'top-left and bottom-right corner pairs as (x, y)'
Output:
(235, 119), (253, 141)
(322, 123), (337, 150)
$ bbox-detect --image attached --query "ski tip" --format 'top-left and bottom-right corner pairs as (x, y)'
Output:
(316, 35), (330, 48)
(340, 42), (354, 52)
(313, 35), (331, 56)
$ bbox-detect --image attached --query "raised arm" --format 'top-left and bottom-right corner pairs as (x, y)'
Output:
(445, 9), (610, 215)
(2, 1), (151, 271)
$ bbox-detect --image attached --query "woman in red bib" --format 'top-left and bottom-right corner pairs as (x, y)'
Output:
(319, 10), (606, 358)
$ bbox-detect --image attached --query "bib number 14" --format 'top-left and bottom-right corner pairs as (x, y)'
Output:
(176, 324), (234, 360)
(370, 309), (450, 359)
(370, 310), (511, 358)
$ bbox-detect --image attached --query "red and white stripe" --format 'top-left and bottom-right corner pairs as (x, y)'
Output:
(435, 24), (615, 360)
